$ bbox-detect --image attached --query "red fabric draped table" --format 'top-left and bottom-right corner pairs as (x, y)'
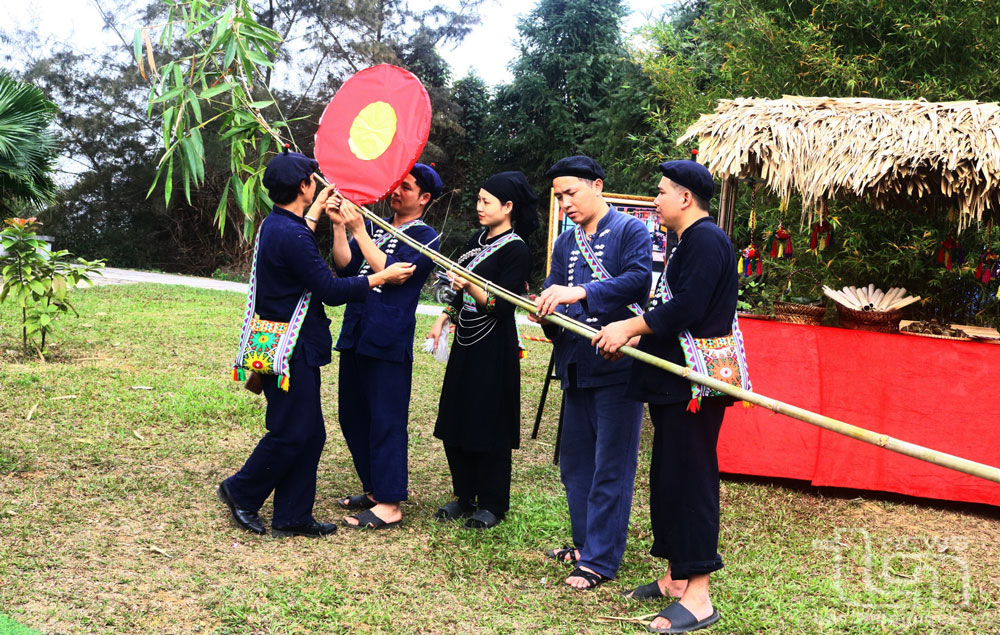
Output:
(719, 318), (1000, 506)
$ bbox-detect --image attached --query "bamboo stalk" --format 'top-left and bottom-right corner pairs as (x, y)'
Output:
(310, 176), (1000, 485)
(886, 295), (922, 311)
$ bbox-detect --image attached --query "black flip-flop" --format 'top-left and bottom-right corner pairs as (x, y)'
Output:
(566, 566), (607, 590)
(622, 579), (664, 600)
(463, 509), (501, 529)
(342, 509), (401, 530)
(337, 494), (376, 510)
(647, 602), (720, 634)
(434, 500), (474, 521)
(545, 545), (579, 564)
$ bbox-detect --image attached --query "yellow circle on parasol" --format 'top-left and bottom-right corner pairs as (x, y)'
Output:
(347, 101), (398, 161)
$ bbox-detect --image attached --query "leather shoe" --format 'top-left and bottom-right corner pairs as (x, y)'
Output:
(217, 481), (266, 535)
(272, 519), (338, 538)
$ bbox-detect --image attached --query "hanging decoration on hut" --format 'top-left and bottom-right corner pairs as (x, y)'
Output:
(809, 220), (834, 250)
(936, 236), (959, 271)
(975, 221), (996, 284)
(737, 179), (763, 277)
(769, 226), (792, 259)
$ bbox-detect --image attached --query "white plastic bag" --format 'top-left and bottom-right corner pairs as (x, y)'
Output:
(422, 335), (450, 363)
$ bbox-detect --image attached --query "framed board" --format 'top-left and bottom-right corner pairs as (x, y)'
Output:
(545, 190), (667, 292)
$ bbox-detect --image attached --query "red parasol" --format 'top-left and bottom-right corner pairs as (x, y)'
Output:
(314, 64), (432, 205)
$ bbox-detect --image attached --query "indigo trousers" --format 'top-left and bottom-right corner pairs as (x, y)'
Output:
(337, 349), (411, 502)
(648, 399), (727, 579)
(559, 382), (644, 579)
(225, 354), (325, 528)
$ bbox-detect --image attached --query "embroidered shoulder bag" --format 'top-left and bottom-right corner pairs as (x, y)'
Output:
(232, 219), (311, 392)
(657, 252), (752, 412)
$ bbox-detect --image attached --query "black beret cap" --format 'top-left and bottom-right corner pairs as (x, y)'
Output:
(262, 150), (318, 191)
(544, 155), (606, 181)
(410, 163), (443, 200)
(658, 160), (715, 201)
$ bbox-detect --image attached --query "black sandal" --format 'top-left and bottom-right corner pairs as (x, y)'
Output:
(463, 509), (501, 529)
(434, 500), (474, 521)
(337, 494), (375, 510)
(622, 579), (665, 600)
(545, 545), (579, 564)
(342, 509), (401, 530)
(566, 566), (607, 590)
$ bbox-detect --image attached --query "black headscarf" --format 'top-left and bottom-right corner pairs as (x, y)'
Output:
(481, 171), (540, 238)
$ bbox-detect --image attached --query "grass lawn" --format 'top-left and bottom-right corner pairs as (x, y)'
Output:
(1, 284), (998, 634)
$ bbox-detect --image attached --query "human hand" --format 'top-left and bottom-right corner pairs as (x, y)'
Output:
(324, 188), (345, 223)
(535, 284), (585, 316)
(448, 273), (471, 291)
(309, 184), (336, 219)
(378, 261), (415, 285)
(428, 315), (448, 349)
(592, 322), (637, 359)
(341, 200), (366, 234)
(526, 312), (550, 326)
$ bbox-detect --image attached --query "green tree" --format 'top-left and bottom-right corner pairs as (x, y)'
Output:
(635, 0), (1000, 327)
(0, 72), (58, 214)
(491, 0), (652, 189)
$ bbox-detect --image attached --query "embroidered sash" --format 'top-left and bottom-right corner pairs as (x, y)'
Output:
(657, 259), (752, 411)
(573, 225), (644, 317)
(461, 232), (523, 313)
(233, 218), (311, 392)
(358, 218), (428, 275)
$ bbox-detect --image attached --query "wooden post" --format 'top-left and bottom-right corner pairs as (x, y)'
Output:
(718, 175), (738, 237)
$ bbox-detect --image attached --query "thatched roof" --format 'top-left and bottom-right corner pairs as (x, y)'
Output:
(678, 96), (1000, 230)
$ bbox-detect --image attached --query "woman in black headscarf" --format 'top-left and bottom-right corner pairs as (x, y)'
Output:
(428, 171), (539, 529)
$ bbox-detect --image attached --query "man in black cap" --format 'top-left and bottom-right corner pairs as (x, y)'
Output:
(218, 150), (415, 538)
(531, 155), (651, 590)
(592, 159), (735, 633)
(329, 163), (441, 529)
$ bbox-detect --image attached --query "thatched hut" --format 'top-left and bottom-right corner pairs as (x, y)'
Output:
(678, 96), (1000, 233)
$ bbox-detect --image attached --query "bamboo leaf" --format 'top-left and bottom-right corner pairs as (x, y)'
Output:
(165, 156), (174, 206)
(143, 29), (159, 78)
(223, 38), (237, 70)
(187, 89), (202, 123)
(200, 81), (232, 99)
(245, 49), (273, 69)
(215, 179), (231, 231)
(247, 100), (274, 110)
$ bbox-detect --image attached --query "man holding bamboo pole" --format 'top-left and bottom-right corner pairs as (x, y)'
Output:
(329, 164), (442, 530)
(594, 160), (737, 633)
(530, 155), (652, 590)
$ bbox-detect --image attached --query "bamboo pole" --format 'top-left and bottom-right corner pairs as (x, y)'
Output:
(312, 175), (1000, 486)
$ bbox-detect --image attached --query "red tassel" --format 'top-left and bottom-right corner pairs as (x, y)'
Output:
(937, 248), (945, 263)
(945, 252), (952, 271)
(984, 268), (992, 284)
(810, 225), (819, 249)
(756, 259), (762, 276)
(976, 261), (984, 280)
(770, 237), (778, 259)
(687, 398), (701, 413)
(785, 238), (793, 257)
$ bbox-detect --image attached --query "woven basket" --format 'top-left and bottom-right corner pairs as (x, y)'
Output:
(773, 300), (826, 325)
(836, 304), (903, 333)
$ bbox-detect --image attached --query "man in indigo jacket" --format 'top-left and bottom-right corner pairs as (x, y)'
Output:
(330, 164), (441, 529)
(592, 160), (735, 633)
(218, 150), (414, 538)
(531, 155), (652, 590)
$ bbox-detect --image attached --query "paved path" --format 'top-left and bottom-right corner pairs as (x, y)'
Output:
(93, 267), (542, 324)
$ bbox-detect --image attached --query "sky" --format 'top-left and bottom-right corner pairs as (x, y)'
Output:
(4, 0), (674, 86)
